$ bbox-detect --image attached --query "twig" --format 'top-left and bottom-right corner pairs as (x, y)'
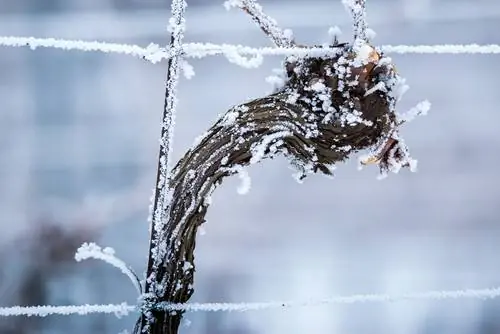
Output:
(74, 243), (142, 295)
(224, 0), (294, 47)
(342, 0), (368, 43)
(141, 0), (187, 332)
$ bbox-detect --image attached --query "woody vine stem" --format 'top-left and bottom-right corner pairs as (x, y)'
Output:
(136, 0), (426, 333)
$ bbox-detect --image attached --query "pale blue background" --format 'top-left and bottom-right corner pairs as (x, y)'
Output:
(0, 0), (499, 333)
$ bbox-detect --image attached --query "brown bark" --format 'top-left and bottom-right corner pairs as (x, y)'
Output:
(136, 47), (402, 333)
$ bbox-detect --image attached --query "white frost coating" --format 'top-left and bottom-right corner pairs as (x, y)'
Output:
(265, 74), (286, 91)
(0, 303), (134, 318)
(148, 0), (187, 303)
(2, 286), (500, 317)
(222, 111), (238, 126)
(235, 166), (252, 195)
(398, 100), (431, 123)
(181, 318), (192, 328)
(250, 131), (291, 164)
(310, 81), (327, 92)
(75, 243), (142, 295)
(183, 43), (343, 59)
(224, 48), (264, 68)
(223, 0), (241, 10)
(283, 29), (294, 41)
(0, 36), (170, 63)
(342, 0), (368, 47)
(265, 67), (287, 92)
(180, 59), (195, 79)
(2, 36), (500, 61)
(356, 43), (373, 63)
(154, 286), (500, 312)
(223, 0), (294, 48)
(381, 44), (500, 54)
(182, 261), (194, 272)
(366, 28), (377, 41)
(364, 81), (387, 96)
(386, 74), (409, 102)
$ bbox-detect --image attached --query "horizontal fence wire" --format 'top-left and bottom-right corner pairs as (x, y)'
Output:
(2, 286), (500, 317)
(1, 36), (500, 63)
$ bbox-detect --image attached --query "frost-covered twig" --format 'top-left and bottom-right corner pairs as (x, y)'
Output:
(223, 0), (294, 47)
(397, 100), (431, 124)
(75, 243), (142, 294)
(0, 303), (134, 318)
(140, 0), (187, 333)
(147, 0), (186, 283)
(342, 0), (368, 44)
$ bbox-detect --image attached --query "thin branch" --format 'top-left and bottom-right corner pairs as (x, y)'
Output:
(147, 0), (186, 283)
(74, 243), (142, 295)
(141, 0), (187, 333)
(342, 0), (368, 44)
(224, 0), (294, 47)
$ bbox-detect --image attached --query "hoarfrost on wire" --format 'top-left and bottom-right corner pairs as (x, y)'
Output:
(2, 285), (500, 317)
(224, 48), (264, 68)
(0, 303), (134, 318)
(2, 36), (500, 64)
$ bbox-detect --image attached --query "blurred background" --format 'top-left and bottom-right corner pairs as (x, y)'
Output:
(0, 0), (499, 333)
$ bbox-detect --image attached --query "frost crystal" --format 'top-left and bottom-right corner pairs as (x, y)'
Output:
(75, 243), (142, 294)
(180, 59), (195, 79)
(235, 166), (251, 195)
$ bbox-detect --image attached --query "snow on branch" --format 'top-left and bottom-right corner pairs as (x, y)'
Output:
(2, 286), (500, 318)
(342, 0), (368, 44)
(398, 100), (431, 124)
(0, 303), (134, 318)
(75, 243), (142, 294)
(144, 0), (186, 306)
(223, 0), (294, 47)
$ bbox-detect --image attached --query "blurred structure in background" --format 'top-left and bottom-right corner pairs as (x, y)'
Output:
(0, 0), (500, 333)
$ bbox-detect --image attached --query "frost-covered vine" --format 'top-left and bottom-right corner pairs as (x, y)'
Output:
(141, 0), (188, 332)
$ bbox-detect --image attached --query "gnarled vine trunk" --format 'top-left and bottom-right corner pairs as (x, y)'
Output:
(136, 45), (410, 333)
